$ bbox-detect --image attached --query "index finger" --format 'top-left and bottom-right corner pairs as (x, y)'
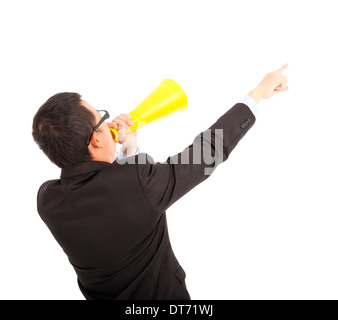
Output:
(275, 63), (289, 74)
(120, 113), (132, 119)
(115, 114), (134, 125)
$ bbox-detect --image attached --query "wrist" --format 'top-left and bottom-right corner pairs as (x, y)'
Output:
(248, 86), (264, 104)
(122, 144), (138, 155)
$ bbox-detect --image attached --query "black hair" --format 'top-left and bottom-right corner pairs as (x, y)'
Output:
(32, 92), (96, 168)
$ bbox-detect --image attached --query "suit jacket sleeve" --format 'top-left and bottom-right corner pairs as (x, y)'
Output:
(133, 102), (256, 215)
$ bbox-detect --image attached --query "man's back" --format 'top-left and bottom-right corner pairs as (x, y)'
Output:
(37, 102), (256, 299)
(37, 158), (190, 300)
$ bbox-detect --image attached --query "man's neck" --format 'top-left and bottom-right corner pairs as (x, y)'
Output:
(90, 153), (114, 164)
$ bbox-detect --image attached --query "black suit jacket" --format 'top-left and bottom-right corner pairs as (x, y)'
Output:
(37, 103), (255, 300)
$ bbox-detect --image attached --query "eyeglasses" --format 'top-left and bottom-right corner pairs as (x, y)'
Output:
(87, 110), (110, 145)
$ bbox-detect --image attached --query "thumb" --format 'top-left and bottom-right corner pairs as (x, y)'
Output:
(118, 127), (126, 144)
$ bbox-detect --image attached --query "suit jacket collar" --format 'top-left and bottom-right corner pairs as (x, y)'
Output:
(60, 160), (113, 178)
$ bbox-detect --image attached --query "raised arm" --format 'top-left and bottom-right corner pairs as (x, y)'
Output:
(122, 64), (289, 214)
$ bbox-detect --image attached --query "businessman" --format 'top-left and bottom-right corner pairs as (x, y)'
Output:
(32, 64), (288, 300)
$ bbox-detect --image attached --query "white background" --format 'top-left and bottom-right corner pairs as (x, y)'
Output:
(1, 0), (337, 300)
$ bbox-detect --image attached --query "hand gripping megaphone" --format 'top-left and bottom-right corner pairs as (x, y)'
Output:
(110, 79), (188, 142)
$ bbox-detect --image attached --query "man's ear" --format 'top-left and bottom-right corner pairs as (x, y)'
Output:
(89, 131), (104, 148)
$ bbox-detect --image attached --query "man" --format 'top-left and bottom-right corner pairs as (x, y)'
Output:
(32, 64), (288, 300)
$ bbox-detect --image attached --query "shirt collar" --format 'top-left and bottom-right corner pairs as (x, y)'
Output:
(60, 160), (114, 178)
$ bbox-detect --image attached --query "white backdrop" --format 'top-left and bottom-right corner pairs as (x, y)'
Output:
(1, 0), (337, 300)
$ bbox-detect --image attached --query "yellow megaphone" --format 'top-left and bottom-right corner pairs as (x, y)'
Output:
(110, 79), (188, 142)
